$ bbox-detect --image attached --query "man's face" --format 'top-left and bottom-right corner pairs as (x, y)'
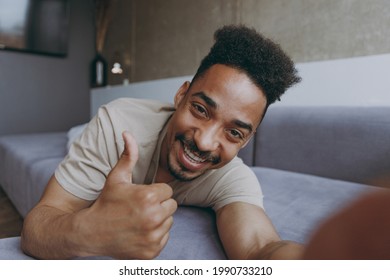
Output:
(162, 64), (267, 181)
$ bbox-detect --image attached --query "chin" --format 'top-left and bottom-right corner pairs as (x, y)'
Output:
(167, 157), (207, 182)
(168, 165), (204, 182)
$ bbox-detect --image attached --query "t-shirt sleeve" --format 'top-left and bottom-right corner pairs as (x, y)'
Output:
(55, 106), (119, 200)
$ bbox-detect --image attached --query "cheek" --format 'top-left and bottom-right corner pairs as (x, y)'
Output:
(172, 109), (197, 132)
(219, 143), (241, 163)
(166, 112), (193, 147)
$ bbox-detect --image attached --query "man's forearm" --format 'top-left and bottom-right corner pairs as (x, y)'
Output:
(21, 205), (86, 259)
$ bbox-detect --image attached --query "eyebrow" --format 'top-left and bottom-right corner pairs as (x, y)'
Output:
(234, 119), (253, 134)
(193, 92), (253, 134)
(193, 92), (217, 109)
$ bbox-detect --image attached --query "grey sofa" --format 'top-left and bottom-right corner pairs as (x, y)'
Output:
(0, 105), (388, 259)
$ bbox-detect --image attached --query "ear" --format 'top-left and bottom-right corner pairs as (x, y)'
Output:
(174, 81), (191, 108)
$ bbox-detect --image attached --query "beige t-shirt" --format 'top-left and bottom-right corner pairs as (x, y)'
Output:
(55, 98), (263, 211)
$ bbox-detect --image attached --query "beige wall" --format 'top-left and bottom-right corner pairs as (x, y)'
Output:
(103, 0), (390, 84)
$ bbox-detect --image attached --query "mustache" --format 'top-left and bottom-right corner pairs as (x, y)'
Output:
(176, 134), (221, 164)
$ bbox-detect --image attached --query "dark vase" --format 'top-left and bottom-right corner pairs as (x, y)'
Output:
(91, 53), (107, 87)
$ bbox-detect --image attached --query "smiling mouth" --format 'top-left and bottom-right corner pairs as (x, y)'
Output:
(175, 134), (221, 170)
(183, 144), (208, 164)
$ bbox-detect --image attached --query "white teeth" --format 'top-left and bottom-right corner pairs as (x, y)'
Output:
(184, 145), (207, 163)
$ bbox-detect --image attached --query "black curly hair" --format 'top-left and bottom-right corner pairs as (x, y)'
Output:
(192, 25), (301, 108)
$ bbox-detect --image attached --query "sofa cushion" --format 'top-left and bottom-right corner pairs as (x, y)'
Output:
(255, 166), (380, 243)
(0, 132), (67, 217)
(156, 206), (225, 259)
(26, 157), (64, 216)
(256, 106), (390, 186)
(0, 206), (226, 260)
(0, 237), (32, 260)
(0, 166), (379, 260)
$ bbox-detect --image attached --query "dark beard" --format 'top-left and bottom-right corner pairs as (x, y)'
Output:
(167, 157), (196, 182)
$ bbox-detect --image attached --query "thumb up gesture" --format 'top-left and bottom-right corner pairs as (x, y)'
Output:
(83, 131), (177, 259)
(108, 131), (139, 185)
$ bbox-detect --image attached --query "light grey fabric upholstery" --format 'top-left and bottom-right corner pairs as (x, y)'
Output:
(256, 106), (390, 186)
(157, 207), (225, 259)
(0, 237), (33, 260)
(0, 132), (66, 217)
(255, 167), (379, 243)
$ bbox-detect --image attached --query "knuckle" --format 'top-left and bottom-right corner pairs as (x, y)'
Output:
(134, 189), (157, 207)
(144, 230), (163, 244)
(143, 190), (158, 203)
(140, 213), (162, 230)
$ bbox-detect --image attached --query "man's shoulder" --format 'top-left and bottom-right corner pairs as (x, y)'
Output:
(92, 98), (174, 146)
(104, 97), (174, 113)
(101, 97), (174, 134)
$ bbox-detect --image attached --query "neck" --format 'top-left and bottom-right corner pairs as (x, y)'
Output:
(155, 167), (174, 183)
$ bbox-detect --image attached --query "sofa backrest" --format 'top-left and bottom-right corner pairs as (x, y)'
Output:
(255, 106), (390, 187)
(90, 76), (193, 117)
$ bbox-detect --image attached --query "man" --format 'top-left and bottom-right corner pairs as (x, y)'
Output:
(21, 25), (303, 259)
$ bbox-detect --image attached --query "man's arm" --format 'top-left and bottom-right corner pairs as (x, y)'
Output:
(22, 176), (93, 259)
(21, 132), (177, 259)
(216, 202), (304, 259)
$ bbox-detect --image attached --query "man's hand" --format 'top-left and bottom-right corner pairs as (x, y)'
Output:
(22, 131), (177, 260)
(77, 131), (177, 259)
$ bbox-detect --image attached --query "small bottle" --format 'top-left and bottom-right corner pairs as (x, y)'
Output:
(91, 53), (107, 87)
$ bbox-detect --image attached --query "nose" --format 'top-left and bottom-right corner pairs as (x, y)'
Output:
(193, 124), (221, 152)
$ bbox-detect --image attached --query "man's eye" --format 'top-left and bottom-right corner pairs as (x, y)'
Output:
(192, 103), (207, 117)
(228, 129), (244, 139)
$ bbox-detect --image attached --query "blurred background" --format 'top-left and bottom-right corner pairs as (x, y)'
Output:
(1, 0), (389, 135)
